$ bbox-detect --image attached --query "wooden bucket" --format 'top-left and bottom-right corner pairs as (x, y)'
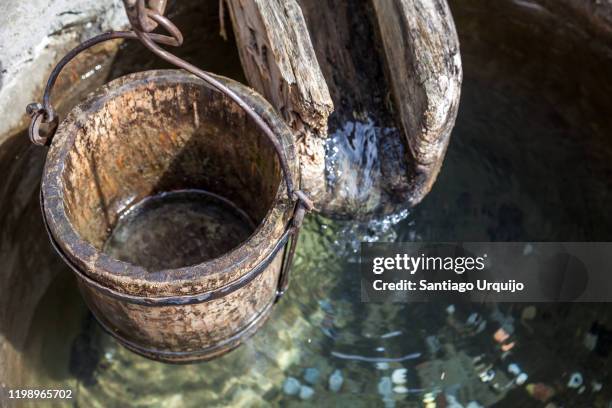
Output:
(40, 69), (299, 363)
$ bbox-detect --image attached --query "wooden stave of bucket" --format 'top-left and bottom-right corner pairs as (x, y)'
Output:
(41, 69), (299, 363)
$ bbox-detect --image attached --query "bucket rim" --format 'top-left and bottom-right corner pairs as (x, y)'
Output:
(41, 69), (298, 298)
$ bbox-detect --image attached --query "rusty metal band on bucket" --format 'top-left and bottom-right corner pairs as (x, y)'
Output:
(40, 190), (295, 306)
(90, 297), (275, 363)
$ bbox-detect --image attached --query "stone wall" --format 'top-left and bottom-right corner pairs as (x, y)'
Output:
(0, 0), (127, 141)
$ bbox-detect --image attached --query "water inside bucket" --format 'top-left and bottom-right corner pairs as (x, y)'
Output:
(103, 190), (255, 271)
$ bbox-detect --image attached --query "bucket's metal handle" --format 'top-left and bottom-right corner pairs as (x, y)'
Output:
(27, 0), (313, 302)
(26, 1), (307, 202)
(26, 28), (182, 147)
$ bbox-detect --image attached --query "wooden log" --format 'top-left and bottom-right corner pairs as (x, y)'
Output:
(226, 0), (462, 217)
(371, 0), (462, 204)
(224, 0), (333, 207)
(298, 0), (417, 217)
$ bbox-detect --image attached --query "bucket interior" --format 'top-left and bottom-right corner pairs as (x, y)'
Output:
(60, 73), (282, 271)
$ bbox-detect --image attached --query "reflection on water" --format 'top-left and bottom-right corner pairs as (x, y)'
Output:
(2, 0), (612, 407)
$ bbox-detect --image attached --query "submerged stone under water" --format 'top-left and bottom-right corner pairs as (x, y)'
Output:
(103, 190), (255, 271)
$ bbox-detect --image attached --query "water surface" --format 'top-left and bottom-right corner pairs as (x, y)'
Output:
(104, 190), (254, 271)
